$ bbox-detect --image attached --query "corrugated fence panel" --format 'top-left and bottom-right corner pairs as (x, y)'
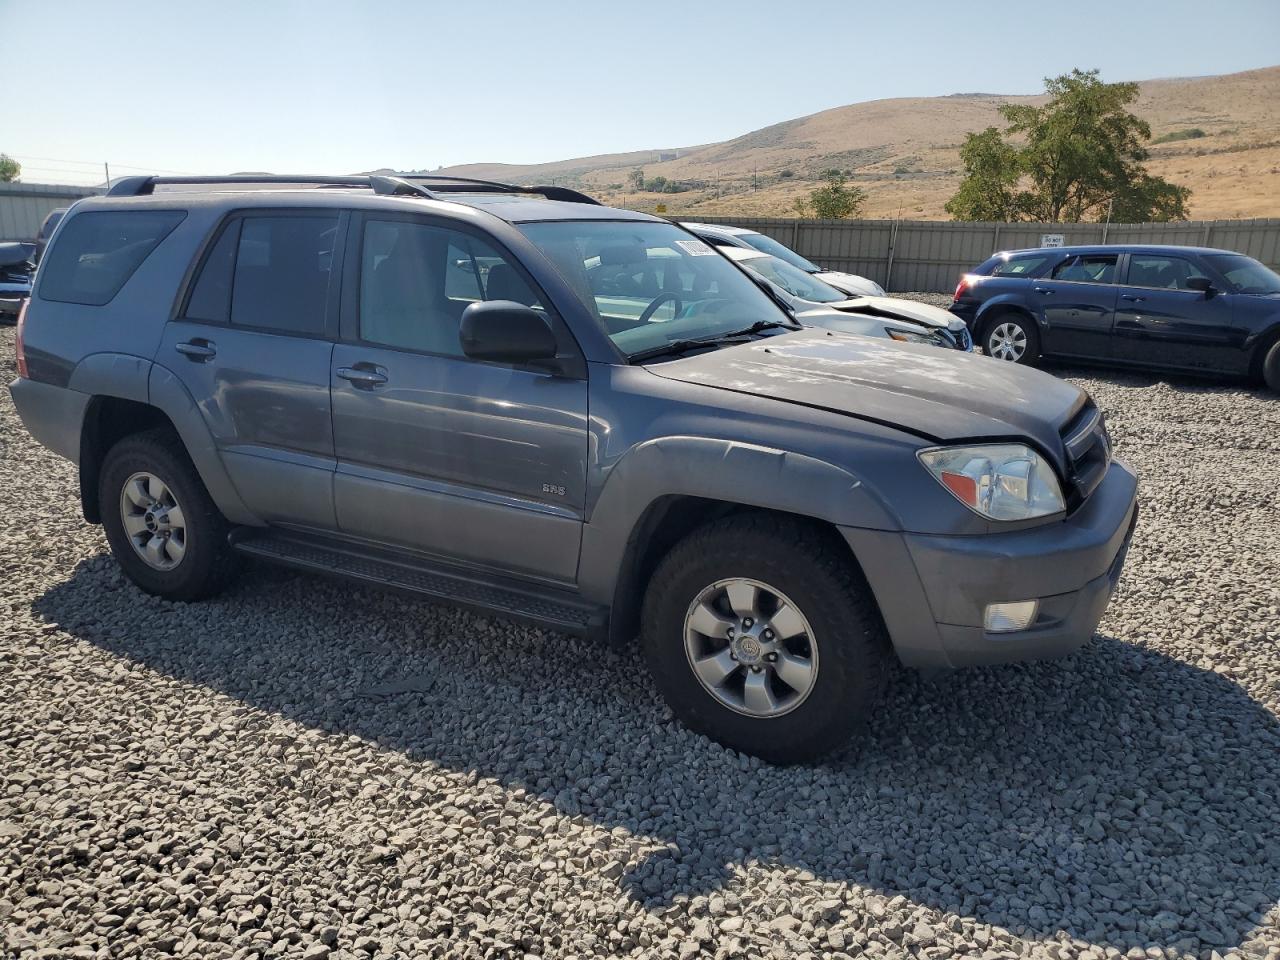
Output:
(0, 183), (100, 241)
(684, 215), (1280, 292)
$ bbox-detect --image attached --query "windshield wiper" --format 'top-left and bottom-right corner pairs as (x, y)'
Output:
(627, 320), (800, 364)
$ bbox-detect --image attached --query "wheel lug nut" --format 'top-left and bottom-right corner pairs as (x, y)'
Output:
(750, 665), (763, 673)
(766, 652), (777, 662)
(726, 627), (735, 637)
(729, 651), (738, 661)
(763, 629), (774, 640)
(743, 618), (754, 628)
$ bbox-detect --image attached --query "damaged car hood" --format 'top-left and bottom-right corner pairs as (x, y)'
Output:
(647, 329), (1085, 462)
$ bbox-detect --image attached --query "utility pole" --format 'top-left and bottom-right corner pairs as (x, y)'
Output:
(1102, 196), (1114, 244)
(103, 162), (111, 192)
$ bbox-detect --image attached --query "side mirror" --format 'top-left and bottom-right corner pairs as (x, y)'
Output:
(1186, 276), (1214, 295)
(459, 300), (558, 363)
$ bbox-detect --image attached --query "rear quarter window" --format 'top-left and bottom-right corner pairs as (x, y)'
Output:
(39, 210), (186, 306)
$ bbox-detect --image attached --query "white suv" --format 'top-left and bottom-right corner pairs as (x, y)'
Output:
(682, 221), (885, 297)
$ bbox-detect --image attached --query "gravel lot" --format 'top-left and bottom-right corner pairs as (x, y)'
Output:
(2, 310), (1279, 960)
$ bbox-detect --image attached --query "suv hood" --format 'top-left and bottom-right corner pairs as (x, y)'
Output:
(648, 329), (1084, 463)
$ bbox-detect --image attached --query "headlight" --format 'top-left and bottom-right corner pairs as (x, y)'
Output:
(886, 328), (946, 347)
(918, 443), (1065, 521)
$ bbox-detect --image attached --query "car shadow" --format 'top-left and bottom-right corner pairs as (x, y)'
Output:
(33, 556), (1280, 954)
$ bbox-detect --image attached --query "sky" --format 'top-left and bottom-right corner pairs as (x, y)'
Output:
(4, 0), (1279, 186)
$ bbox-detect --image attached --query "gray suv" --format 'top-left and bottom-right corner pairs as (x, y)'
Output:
(10, 174), (1138, 763)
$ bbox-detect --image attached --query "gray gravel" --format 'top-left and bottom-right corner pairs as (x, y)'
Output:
(2, 316), (1279, 960)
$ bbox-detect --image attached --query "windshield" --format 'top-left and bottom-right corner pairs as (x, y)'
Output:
(738, 254), (846, 303)
(519, 221), (789, 357)
(1204, 254), (1280, 294)
(740, 232), (821, 273)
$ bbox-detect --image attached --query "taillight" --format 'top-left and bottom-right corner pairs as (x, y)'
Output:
(952, 276), (971, 302)
(15, 297), (29, 379)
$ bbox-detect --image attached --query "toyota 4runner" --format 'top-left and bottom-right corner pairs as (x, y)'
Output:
(10, 175), (1138, 763)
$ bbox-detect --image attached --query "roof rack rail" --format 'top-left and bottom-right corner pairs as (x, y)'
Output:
(398, 175), (601, 206)
(106, 174), (441, 200)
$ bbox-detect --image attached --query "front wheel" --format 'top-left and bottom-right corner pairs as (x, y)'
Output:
(642, 515), (889, 764)
(982, 313), (1041, 364)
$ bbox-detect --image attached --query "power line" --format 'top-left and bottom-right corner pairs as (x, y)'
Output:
(8, 154), (201, 175)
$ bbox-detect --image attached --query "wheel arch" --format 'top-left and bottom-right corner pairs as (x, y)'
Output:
(580, 436), (900, 648)
(1247, 320), (1280, 384)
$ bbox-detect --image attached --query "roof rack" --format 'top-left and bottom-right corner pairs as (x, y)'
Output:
(106, 174), (441, 200)
(397, 175), (601, 205)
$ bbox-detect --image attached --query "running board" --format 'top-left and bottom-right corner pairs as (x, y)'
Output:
(230, 529), (604, 638)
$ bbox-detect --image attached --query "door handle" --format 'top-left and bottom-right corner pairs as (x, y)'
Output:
(175, 340), (216, 361)
(1033, 287), (1054, 295)
(337, 366), (388, 387)
(1120, 295), (1146, 303)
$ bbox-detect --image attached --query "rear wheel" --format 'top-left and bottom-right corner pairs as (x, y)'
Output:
(641, 514), (889, 764)
(982, 313), (1040, 364)
(1262, 338), (1280, 393)
(99, 428), (239, 601)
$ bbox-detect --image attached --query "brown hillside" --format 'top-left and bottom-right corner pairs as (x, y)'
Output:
(435, 66), (1280, 221)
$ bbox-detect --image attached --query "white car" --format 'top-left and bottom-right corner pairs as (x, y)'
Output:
(682, 221), (886, 297)
(721, 246), (973, 351)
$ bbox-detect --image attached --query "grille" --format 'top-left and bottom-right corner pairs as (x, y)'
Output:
(1059, 401), (1111, 503)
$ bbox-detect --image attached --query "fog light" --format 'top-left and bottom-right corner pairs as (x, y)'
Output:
(984, 600), (1039, 633)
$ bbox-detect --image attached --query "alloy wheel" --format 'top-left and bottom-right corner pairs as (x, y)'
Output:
(683, 577), (819, 718)
(987, 321), (1028, 361)
(120, 471), (188, 571)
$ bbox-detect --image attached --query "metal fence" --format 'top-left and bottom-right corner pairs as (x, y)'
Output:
(0, 183), (101, 242)
(685, 216), (1280, 293)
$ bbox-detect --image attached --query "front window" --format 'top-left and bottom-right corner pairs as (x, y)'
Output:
(519, 220), (789, 357)
(739, 232), (821, 273)
(1203, 254), (1280, 295)
(738, 254), (846, 303)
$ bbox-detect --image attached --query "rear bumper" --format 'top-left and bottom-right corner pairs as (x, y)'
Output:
(8, 376), (88, 464)
(842, 459), (1138, 669)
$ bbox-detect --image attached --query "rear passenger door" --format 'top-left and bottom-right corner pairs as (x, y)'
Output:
(329, 213), (588, 584)
(1112, 253), (1242, 372)
(1033, 253), (1121, 360)
(159, 210), (345, 529)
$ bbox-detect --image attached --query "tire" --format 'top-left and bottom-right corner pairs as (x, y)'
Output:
(1262, 338), (1280, 393)
(99, 427), (239, 601)
(641, 514), (889, 764)
(982, 312), (1041, 364)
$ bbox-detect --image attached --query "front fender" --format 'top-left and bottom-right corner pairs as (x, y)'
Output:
(577, 434), (898, 606)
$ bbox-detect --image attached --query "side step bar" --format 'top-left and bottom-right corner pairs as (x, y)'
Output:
(230, 529), (605, 639)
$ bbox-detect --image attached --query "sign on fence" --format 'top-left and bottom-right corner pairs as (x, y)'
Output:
(1039, 233), (1065, 248)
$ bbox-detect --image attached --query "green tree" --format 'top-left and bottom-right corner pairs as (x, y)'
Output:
(944, 127), (1021, 220)
(627, 167), (644, 191)
(0, 154), (20, 183)
(946, 69), (1190, 223)
(795, 170), (866, 219)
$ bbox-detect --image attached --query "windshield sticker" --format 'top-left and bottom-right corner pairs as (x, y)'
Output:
(676, 239), (717, 257)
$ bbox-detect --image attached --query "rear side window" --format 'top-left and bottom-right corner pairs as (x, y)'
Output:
(988, 254), (1052, 277)
(183, 213), (339, 334)
(1051, 254), (1118, 284)
(40, 210), (186, 305)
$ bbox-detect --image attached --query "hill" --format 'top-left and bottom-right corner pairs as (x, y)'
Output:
(434, 66), (1280, 221)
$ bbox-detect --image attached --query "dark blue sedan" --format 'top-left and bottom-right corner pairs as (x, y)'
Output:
(950, 244), (1280, 391)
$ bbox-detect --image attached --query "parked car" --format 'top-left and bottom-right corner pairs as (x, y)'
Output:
(681, 220), (886, 297)
(720, 246), (972, 350)
(951, 244), (1280, 390)
(10, 174), (1137, 763)
(0, 241), (36, 322)
(34, 207), (67, 263)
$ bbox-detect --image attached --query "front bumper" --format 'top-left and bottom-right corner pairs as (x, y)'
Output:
(842, 458), (1138, 669)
